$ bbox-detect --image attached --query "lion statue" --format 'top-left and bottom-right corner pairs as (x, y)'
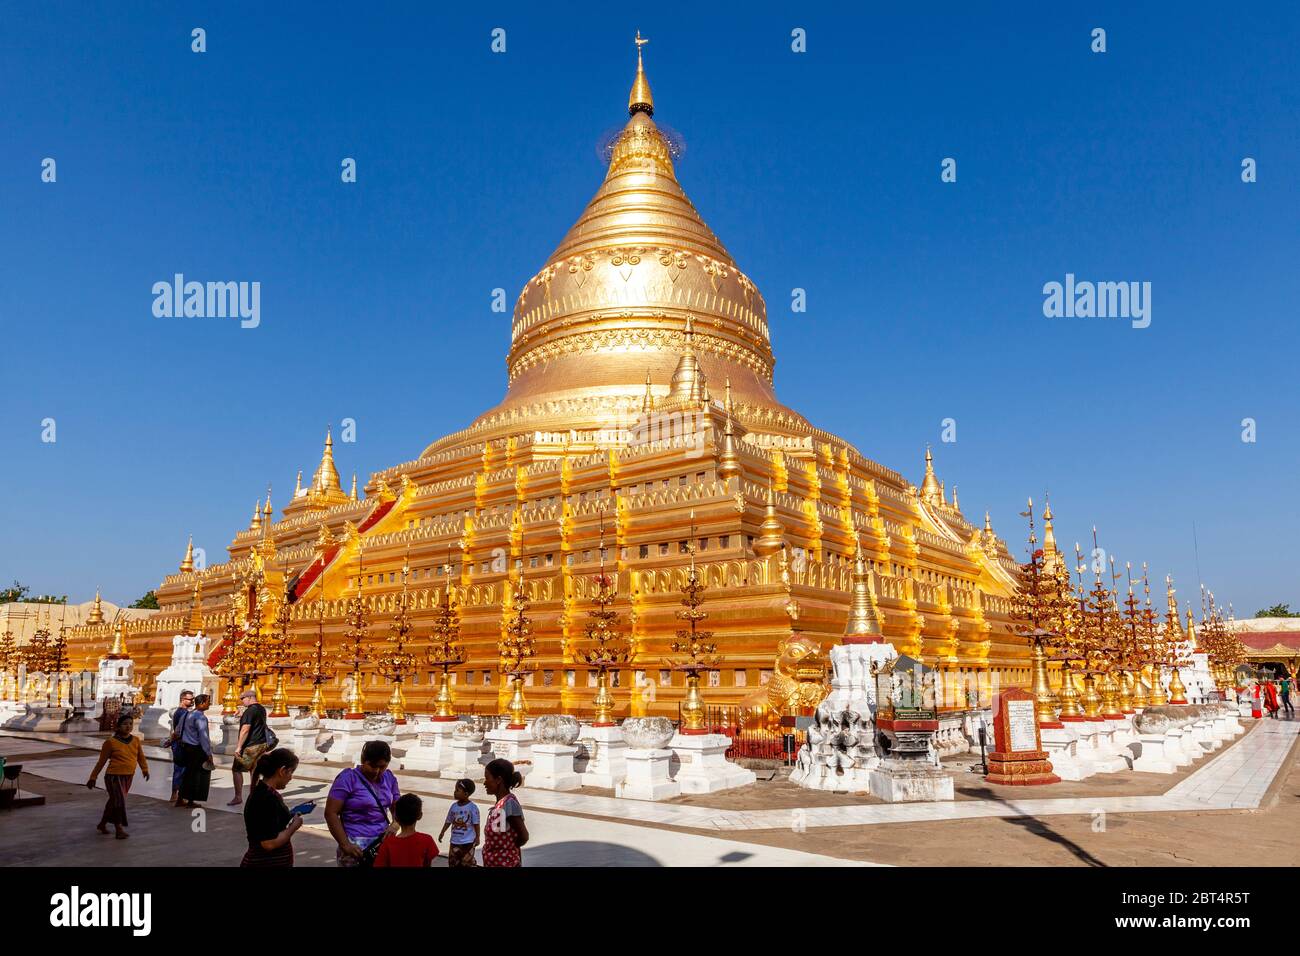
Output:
(762, 634), (829, 715)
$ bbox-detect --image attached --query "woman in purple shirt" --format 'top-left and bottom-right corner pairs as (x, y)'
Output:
(324, 740), (400, 867)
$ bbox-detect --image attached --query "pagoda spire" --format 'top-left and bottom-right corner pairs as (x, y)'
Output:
(313, 428), (343, 493)
(717, 377), (742, 481)
(250, 499), (262, 533)
(87, 589), (105, 626)
(666, 315), (708, 406)
(179, 535), (195, 573)
(189, 579), (204, 635)
(754, 480), (787, 557)
(294, 470), (303, 496)
(349, 474), (358, 501)
(920, 447), (942, 506)
(107, 618), (130, 660)
(641, 370), (654, 415)
(843, 532), (884, 643)
(628, 31), (654, 116)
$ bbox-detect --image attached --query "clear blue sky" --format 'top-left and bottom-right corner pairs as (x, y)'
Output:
(1, 2), (1296, 615)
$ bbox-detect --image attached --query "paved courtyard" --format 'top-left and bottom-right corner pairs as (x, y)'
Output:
(1, 717), (1295, 867)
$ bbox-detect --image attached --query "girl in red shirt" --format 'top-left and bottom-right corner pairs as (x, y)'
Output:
(374, 794), (439, 867)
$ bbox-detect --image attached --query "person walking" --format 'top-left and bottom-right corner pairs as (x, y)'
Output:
(86, 714), (150, 839)
(438, 778), (481, 867)
(481, 758), (528, 868)
(177, 694), (214, 807)
(1263, 679), (1280, 719)
(240, 748), (303, 867)
(374, 794), (439, 867)
(167, 689), (195, 805)
(324, 740), (400, 867)
(1281, 675), (1294, 718)
(229, 688), (270, 807)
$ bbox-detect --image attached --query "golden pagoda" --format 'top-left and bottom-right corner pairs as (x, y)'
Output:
(66, 37), (1029, 718)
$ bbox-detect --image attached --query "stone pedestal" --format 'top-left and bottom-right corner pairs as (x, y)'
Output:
(868, 758), (955, 801)
(485, 727), (535, 773)
(445, 736), (490, 777)
(1041, 725), (1095, 781)
(790, 641), (896, 791)
(26, 704), (77, 733)
(616, 748), (681, 801)
(281, 719), (326, 763)
(527, 744), (582, 791)
(398, 720), (458, 774)
(577, 725), (628, 790)
(1163, 728), (1193, 767)
(1131, 733), (1179, 773)
(320, 718), (386, 762)
(669, 732), (756, 794)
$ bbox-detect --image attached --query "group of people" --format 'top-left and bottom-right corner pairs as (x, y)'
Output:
(242, 738), (527, 868)
(1260, 676), (1294, 719)
(86, 690), (531, 867)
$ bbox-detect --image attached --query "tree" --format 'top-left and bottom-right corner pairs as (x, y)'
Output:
(0, 581), (67, 604)
(1255, 603), (1300, 618)
(129, 591), (160, 610)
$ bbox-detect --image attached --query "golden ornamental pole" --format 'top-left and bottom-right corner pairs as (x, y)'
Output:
(668, 514), (720, 735)
(497, 571), (536, 730)
(426, 550), (466, 721)
(576, 512), (631, 727)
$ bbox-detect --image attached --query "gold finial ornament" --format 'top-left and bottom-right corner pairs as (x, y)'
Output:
(349, 474), (358, 502)
(314, 428), (343, 493)
(107, 619), (131, 660)
(250, 500), (262, 533)
(179, 536), (195, 573)
(753, 481), (786, 556)
(628, 31), (654, 116)
(920, 447), (942, 506)
(87, 589), (105, 626)
(843, 532), (883, 643)
(717, 378), (743, 482)
(189, 580), (204, 635)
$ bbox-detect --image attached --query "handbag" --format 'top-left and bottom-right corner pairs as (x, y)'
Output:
(351, 768), (391, 868)
(264, 724), (279, 750)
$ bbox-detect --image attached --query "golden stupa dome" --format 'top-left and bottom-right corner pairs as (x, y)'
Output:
(429, 36), (814, 456)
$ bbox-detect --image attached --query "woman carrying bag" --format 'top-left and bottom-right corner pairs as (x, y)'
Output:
(323, 740), (400, 867)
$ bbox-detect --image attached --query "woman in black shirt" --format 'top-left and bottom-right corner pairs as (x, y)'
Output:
(240, 748), (302, 867)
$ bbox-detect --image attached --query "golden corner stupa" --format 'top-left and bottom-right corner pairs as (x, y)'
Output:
(67, 38), (1027, 719)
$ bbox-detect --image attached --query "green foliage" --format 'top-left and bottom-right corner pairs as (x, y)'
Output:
(0, 580), (67, 604)
(129, 590), (160, 610)
(1255, 603), (1300, 618)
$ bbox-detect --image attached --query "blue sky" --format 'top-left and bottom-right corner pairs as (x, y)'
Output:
(1, 2), (1296, 614)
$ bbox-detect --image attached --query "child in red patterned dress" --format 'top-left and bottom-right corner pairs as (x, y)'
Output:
(481, 758), (528, 868)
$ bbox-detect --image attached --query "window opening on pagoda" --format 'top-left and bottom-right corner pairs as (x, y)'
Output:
(698, 538), (708, 552)
(658, 543), (669, 556)
(720, 535), (730, 549)
(639, 545), (649, 559)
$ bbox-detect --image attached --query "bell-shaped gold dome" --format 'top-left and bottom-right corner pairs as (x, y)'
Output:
(430, 39), (813, 456)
